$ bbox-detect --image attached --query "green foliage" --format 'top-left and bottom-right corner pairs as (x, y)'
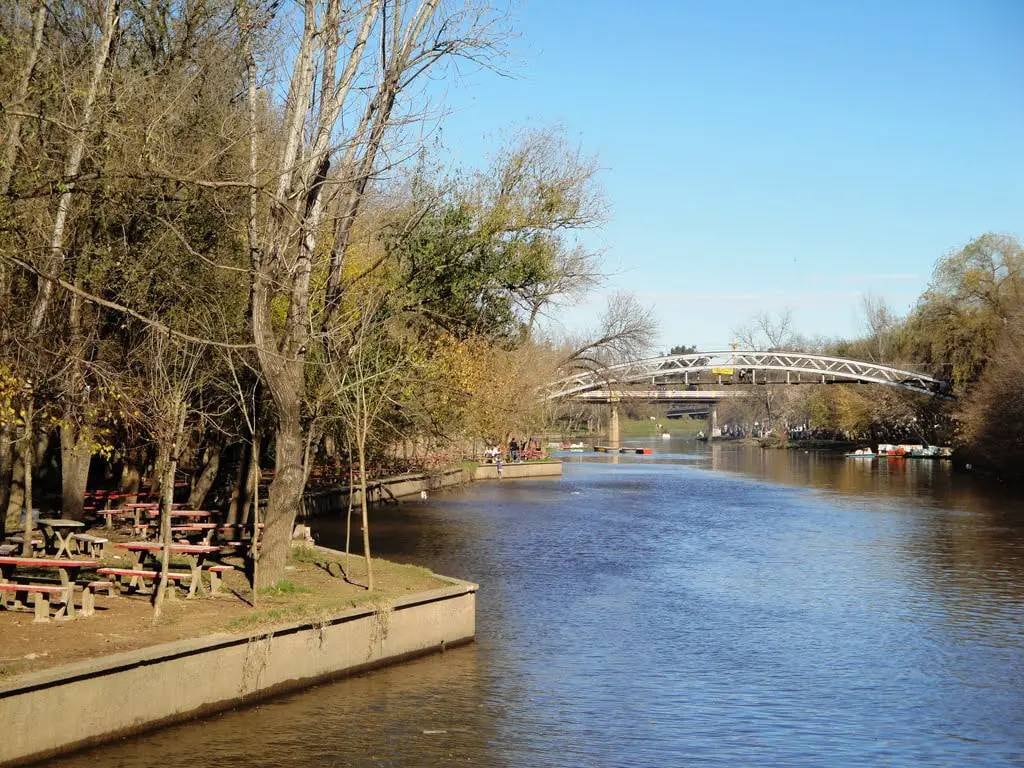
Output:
(258, 579), (311, 596)
(903, 233), (1023, 389)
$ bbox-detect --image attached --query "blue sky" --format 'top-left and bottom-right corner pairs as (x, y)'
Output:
(429, 0), (1024, 350)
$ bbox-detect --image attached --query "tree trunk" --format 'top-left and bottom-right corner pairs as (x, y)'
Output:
(188, 436), (223, 509)
(0, 424), (13, 540)
(118, 454), (142, 500)
(5, 449), (25, 525)
(60, 424), (92, 520)
(257, 406), (304, 589)
(344, 439), (353, 560)
(249, 429), (260, 605)
(226, 442), (250, 526)
(154, 402), (187, 618)
(28, 0), (119, 333)
(20, 407), (35, 556)
(0, 2), (46, 195)
(152, 442), (173, 618)
(357, 435), (373, 591)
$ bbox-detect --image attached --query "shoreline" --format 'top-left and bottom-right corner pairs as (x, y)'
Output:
(302, 460), (563, 516)
(0, 544), (477, 768)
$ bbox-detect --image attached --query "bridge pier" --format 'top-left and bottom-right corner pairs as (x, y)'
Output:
(709, 407), (719, 439)
(608, 401), (620, 448)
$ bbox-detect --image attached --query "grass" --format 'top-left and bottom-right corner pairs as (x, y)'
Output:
(0, 541), (451, 680)
(258, 579), (311, 596)
(619, 417), (705, 437)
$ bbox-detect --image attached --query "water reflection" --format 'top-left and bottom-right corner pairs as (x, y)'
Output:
(51, 441), (1024, 767)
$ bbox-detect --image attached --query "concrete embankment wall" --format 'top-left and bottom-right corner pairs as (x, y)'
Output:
(303, 461), (563, 517)
(472, 461), (563, 480)
(0, 567), (477, 767)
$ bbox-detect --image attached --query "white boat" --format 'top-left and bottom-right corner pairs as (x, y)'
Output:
(845, 449), (876, 458)
(569, 442), (585, 452)
(661, 433), (671, 439)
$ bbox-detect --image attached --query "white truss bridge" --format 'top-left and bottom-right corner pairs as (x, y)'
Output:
(543, 350), (951, 403)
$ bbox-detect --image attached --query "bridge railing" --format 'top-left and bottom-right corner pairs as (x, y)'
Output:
(543, 350), (951, 401)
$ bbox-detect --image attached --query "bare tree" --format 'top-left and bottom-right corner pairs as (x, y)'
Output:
(563, 292), (658, 370)
(142, 333), (203, 619)
(28, 0), (119, 334)
(734, 309), (795, 351)
(324, 295), (409, 591)
(242, 0), (501, 587)
(860, 293), (897, 361)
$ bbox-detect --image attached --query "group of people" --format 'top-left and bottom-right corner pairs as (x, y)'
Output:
(483, 437), (543, 465)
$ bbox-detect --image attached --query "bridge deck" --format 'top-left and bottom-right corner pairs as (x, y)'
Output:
(544, 350), (951, 402)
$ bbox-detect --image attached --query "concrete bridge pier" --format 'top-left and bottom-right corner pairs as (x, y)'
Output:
(709, 407), (718, 439)
(608, 401), (620, 448)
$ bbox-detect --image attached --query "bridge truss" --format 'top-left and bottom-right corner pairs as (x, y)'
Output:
(543, 350), (951, 402)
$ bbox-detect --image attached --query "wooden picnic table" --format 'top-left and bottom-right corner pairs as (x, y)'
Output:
(36, 519), (86, 559)
(116, 543), (220, 598)
(0, 556), (99, 619)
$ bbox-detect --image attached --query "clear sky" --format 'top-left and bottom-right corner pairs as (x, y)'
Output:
(430, 0), (1024, 350)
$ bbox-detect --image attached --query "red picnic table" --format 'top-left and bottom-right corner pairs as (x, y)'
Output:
(0, 556), (100, 620)
(113, 543), (220, 598)
(171, 523), (218, 544)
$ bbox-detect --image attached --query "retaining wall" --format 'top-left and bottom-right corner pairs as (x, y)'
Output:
(303, 461), (562, 516)
(303, 467), (469, 517)
(471, 461), (564, 480)
(0, 565), (477, 767)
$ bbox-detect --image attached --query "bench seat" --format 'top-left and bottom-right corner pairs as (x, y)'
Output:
(97, 567), (189, 597)
(0, 582), (74, 622)
(71, 533), (108, 557)
(207, 564), (235, 594)
(81, 580), (115, 616)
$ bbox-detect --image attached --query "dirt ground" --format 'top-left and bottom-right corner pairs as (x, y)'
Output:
(0, 540), (449, 681)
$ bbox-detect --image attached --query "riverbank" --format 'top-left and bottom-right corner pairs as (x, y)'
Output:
(0, 543), (476, 767)
(302, 460), (563, 516)
(757, 437), (858, 450)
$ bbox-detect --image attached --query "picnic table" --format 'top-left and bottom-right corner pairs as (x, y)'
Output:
(143, 512), (210, 524)
(36, 519), (85, 558)
(115, 542), (220, 598)
(0, 556), (99, 620)
(121, 502), (159, 526)
(171, 523), (218, 544)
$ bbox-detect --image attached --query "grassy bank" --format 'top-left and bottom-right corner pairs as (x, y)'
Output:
(619, 417), (705, 438)
(0, 545), (448, 680)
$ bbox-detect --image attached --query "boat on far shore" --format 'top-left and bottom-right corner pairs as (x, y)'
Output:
(878, 443), (953, 460)
(845, 449), (876, 458)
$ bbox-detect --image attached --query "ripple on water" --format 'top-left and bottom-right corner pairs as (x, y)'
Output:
(49, 443), (1024, 768)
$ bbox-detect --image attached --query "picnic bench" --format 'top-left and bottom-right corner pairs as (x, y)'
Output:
(0, 556), (100, 621)
(71, 533), (109, 558)
(96, 567), (189, 598)
(114, 542), (221, 598)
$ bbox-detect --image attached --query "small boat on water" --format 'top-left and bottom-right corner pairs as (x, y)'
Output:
(845, 449), (876, 458)
(569, 443), (585, 452)
(661, 433), (671, 439)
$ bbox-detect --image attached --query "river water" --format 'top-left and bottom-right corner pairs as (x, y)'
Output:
(51, 440), (1024, 767)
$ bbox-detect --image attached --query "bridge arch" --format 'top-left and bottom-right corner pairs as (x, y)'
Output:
(543, 350), (951, 402)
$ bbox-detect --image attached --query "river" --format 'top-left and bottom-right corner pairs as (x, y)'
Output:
(50, 440), (1024, 767)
